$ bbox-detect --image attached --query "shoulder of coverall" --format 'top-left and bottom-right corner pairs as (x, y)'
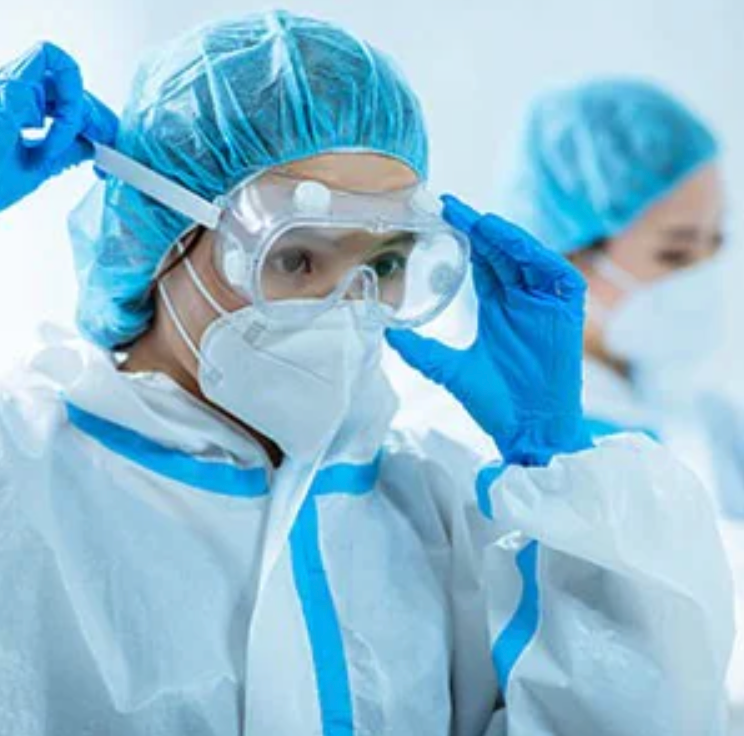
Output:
(381, 427), (494, 551)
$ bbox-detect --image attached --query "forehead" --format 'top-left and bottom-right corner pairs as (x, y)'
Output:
(638, 163), (724, 229)
(275, 152), (419, 193)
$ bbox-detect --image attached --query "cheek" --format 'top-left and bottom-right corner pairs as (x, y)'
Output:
(604, 235), (666, 282)
(218, 282), (252, 310)
(158, 270), (220, 355)
(202, 249), (252, 311)
(698, 243), (721, 262)
(171, 256), (251, 349)
(587, 272), (625, 310)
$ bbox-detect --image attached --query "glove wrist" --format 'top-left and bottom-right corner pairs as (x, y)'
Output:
(498, 415), (594, 467)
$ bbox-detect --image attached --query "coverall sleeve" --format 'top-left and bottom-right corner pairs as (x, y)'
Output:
(396, 427), (736, 736)
(470, 432), (735, 736)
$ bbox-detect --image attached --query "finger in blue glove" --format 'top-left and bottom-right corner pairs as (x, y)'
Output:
(388, 194), (592, 466)
(0, 42), (118, 210)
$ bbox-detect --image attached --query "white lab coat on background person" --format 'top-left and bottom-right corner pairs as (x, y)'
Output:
(582, 354), (744, 735)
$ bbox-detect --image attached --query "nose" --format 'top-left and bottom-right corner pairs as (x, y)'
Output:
(342, 266), (379, 303)
(306, 270), (346, 299)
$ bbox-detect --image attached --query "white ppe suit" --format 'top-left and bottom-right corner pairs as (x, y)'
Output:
(0, 329), (734, 736)
(583, 354), (743, 734)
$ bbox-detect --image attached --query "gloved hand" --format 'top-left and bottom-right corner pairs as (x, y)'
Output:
(387, 195), (592, 466)
(0, 41), (118, 211)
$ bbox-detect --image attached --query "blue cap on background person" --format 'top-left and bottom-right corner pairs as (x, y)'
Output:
(500, 78), (718, 254)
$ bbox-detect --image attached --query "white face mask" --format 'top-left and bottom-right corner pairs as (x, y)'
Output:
(159, 257), (385, 461)
(591, 253), (725, 369)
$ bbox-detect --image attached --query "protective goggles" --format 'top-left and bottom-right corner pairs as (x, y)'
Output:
(94, 144), (470, 328)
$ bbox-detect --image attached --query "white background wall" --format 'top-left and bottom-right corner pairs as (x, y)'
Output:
(0, 0), (742, 370)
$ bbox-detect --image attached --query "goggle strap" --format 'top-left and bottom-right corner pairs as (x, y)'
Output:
(93, 142), (223, 230)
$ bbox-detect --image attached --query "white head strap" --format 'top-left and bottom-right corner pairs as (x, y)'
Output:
(93, 142), (224, 230)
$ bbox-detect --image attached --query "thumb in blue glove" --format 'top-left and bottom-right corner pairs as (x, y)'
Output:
(386, 327), (519, 441)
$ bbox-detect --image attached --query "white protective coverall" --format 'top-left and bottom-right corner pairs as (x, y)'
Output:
(0, 328), (734, 736)
(583, 353), (743, 735)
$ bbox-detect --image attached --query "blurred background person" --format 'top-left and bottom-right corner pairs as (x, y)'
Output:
(499, 77), (743, 733)
(501, 79), (722, 451)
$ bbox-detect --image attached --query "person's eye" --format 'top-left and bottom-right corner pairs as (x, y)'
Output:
(369, 252), (408, 280)
(712, 232), (726, 249)
(270, 247), (313, 275)
(655, 250), (695, 268)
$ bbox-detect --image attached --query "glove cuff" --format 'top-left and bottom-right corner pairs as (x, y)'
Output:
(499, 416), (594, 467)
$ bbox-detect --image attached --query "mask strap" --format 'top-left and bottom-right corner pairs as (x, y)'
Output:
(592, 253), (642, 293)
(586, 296), (611, 328)
(156, 275), (222, 380)
(93, 142), (224, 230)
(157, 279), (201, 360)
(174, 242), (229, 317)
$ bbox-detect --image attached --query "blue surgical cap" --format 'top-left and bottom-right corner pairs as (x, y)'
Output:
(501, 78), (718, 254)
(70, 10), (429, 348)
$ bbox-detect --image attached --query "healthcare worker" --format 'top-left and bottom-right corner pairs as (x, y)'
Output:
(0, 15), (735, 736)
(501, 77), (743, 733)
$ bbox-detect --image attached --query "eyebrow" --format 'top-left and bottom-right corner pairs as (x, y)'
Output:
(660, 226), (725, 248)
(373, 232), (418, 250)
(332, 229), (417, 255)
(662, 222), (722, 239)
(280, 228), (418, 258)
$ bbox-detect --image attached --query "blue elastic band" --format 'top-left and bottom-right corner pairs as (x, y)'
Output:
(584, 415), (659, 442)
(66, 401), (269, 497)
(475, 462), (507, 519)
(311, 454), (382, 496)
(291, 498), (355, 734)
(491, 541), (540, 694)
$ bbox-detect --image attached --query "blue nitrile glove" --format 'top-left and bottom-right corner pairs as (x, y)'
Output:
(0, 42), (118, 211)
(387, 195), (593, 466)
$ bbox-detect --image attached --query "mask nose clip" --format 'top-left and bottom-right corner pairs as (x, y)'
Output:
(335, 266), (385, 325)
(339, 265), (379, 305)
